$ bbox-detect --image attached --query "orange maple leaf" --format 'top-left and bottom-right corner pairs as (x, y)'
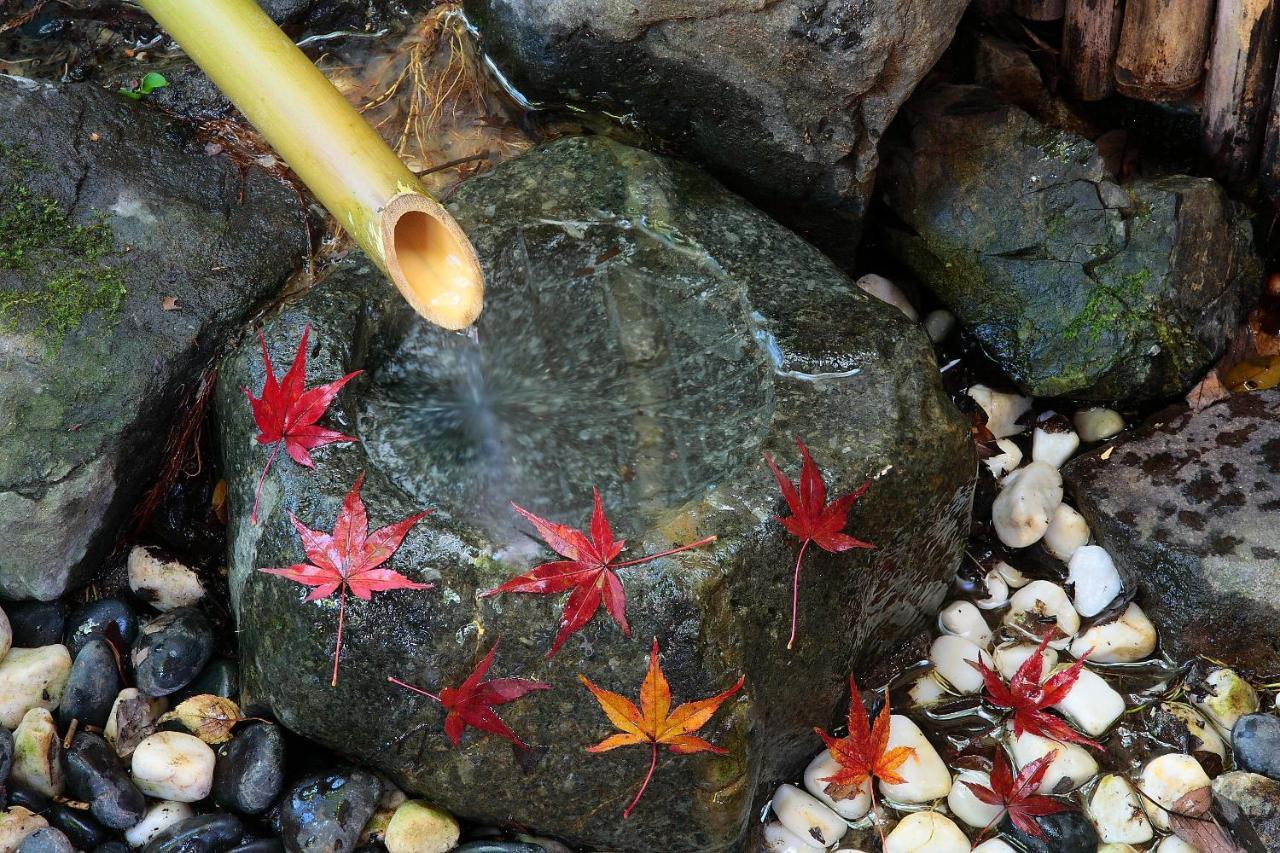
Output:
(813, 677), (915, 845)
(579, 638), (745, 819)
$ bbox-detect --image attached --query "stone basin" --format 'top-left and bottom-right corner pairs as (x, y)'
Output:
(218, 137), (975, 851)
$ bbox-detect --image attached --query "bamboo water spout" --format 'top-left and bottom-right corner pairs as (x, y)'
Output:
(137, 0), (484, 330)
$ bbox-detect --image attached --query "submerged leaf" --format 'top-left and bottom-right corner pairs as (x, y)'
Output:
(159, 695), (242, 744)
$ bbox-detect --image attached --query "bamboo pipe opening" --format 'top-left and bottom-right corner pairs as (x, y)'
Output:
(380, 193), (484, 331)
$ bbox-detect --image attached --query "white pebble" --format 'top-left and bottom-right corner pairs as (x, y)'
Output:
(1139, 753), (1210, 831)
(1089, 774), (1153, 844)
(924, 309), (956, 343)
(1160, 702), (1227, 763)
(929, 635), (993, 694)
(992, 462), (1063, 548)
(1074, 407), (1125, 442)
(1193, 667), (1259, 734)
(1043, 504), (1090, 562)
(104, 688), (167, 759)
(856, 273), (918, 321)
(0, 605), (10, 662)
(1069, 603), (1156, 662)
(947, 769), (1005, 828)
(11, 708), (63, 797)
(1097, 846), (1142, 853)
(994, 561), (1030, 588)
(1031, 423), (1080, 468)
(1066, 546), (1122, 617)
(383, 800), (460, 853)
(882, 812), (969, 853)
(0, 646), (72, 729)
(131, 731), (216, 802)
(907, 671), (949, 708)
(938, 601), (992, 649)
(772, 784), (846, 848)
(0, 807), (48, 853)
(1051, 666), (1125, 737)
(1005, 581), (1079, 648)
(1010, 731), (1098, 793)
(1155, 837), (1200, 852)
(972, 842), (1017, 853)
(993, 642), (1057, 682)
(974, 570), (1009, 610)
(761, 822), (823, 853)
(878, 716), (951, 803)
(984, 439), (1023, 479)
(127, 547), (206, 612)
(124, 801), (194, 848)
(804, 750), (871, 819)
(968, 385), (1032, 439)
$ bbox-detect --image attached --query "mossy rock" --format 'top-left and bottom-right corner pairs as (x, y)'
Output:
(218, 137), (975, 852)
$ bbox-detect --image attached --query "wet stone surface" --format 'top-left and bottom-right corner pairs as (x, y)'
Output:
(131, 608), (214, 697)
(275, 771), (381, 853)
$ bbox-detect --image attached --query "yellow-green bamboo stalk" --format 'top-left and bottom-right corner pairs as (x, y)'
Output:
(137, 0), (484, 330)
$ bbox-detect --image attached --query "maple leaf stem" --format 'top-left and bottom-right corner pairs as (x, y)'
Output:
(251, 442), (281, 524)
(387, 676), (441, 703)
(786, 538), (811, 650)
(611, 535), (718, 569)
(331, 585), (346, 688)
(622, 741), (659, 820)
(869, 779), (888, 851)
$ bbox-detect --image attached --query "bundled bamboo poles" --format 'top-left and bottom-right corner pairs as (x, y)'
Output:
(1062, 0), (1124, 101)
(1113, 0), (1215, 101)
(1203, 0), (1280, 181)
(137, 0), (484, 330)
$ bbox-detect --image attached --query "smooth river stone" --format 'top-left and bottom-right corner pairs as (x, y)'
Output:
(64, 733), (147, 830)
(878, 715), (951, 803)
(1089, 774), (1153, 845)
(131, 732), (215, 802)
(883, 811), (969, 852)
(802, 749), (870, 819)
(58, 637), (119, 729)
(131, 609), (213, 697)
(1010, 731), (1098, 794)
(10, 709), (62, 797)
(1139, 753), (1211, 831)
(0, 648), (71, 730)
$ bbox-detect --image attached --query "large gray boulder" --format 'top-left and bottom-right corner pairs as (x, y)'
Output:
(0, 76), (306, 600)
(881, 84), (1261, 402)
(1064, 390), (1280, 668)
(218, 137), (975, 852)
(463, 0), (968, 229)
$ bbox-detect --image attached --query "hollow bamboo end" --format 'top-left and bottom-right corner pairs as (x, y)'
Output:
(380, 193), (485, 330)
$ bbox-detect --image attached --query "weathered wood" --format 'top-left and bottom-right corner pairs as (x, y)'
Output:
(1013, 0), (1067, 19)
(1261, 59), (1280, 199)
(1115, 0), (1215, 101)
(1203, 0), (1280, 181)
(1063, 0), (1124, 100)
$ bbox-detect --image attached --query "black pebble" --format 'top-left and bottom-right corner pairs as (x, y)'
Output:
(213, 723), (286, 815)
(64, 732), (147, 830)
(1234, 713), (1280, 781)
(0, 725), (12, 782)
(16, 828), (75, 853)
(6, 787), (51, 814)
(173, 657), (240, 704)
(455, 844), (546, 853)
(58, 637), (120, 729)
(65, 599), (138, 659)
(277, 770), (382, 853)
(6, 602), (65, 648)
(226, 840), (283, 853)
(142, 813), (245, 853)
(131, 608), (214, 697)
(49, 804), (108, 850)
(1002, 809), (1099, 853)
(93, 844), (130, 853)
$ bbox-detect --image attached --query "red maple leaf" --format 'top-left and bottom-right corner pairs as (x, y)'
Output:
(963, 749), (1072, 838)
(813, 677), (915, 849)
(580, 638), (745, 818)
(244, 324), (362, 522)
(764, 439), (874, 649)
(388, 639), (549, 750)
(481, 489), (716, 657)
(970, 635), (1101, 749)
(260, 472), (432, 686)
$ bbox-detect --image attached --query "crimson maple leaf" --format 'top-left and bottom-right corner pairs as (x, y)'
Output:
(970, 635), (1101, 749)
(963, 749), (1072, 838)
(481, 489), (716, 657)
(260, 472), (432, 686)
(580, 638), (745, 818)
(244, 324), (362, 522)
(389, 639), (549, 750)
(813, 677), (915, 849)
(764, 439), (874, 649)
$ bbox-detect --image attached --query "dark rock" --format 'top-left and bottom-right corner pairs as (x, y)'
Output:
(1234, 714), (1280, 781)
(1213, 771), (1280, 849)
(58, 637), (119, 728)
(213, 723), (286, 815)
(93, 845), (129, 853)
(1064, 390), (1280, 666)
(277, 770), (381, 853)
(48, 805), (107, 850)
(4, 788), (50, 815)
(142, 814), (245, 853)
(226, 840), (283, 853)
(219, 137), (975, 852)
(454, 845), (544, 853)
(131, 608), (214, 697)
(16, 827), (75, 853)
(0, 725), (11, 782)
(880, 84), (1261, 402)
(0, 75), (306, 601)
(64, 733), (146, 830)
(256, 0), (313, 23)
(465, 0), (968, 230)
(65, 599), (137, 659)
(1002, 808), (1099, 852)
(172, 657), (240, 704)
(5, 603), (65, 648)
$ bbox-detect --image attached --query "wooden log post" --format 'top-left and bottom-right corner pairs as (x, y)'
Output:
(1063, 0), (1124, 100)
(1203, 0), (1280, 182)
(1261, 61), (1280, 199)
(1115, 0), (1216, 101)
(1013, 0), (1067, 19)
